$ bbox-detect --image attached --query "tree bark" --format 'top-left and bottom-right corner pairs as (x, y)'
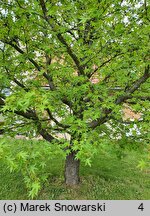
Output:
(64, 151), (80, 185)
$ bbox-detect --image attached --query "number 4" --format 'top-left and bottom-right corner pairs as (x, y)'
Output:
(138, 203), (144, 211)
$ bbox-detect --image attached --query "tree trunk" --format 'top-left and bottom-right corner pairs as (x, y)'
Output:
(64, 151), (80, 185)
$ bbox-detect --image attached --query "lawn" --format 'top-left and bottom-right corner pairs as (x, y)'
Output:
(0, 137), (149, 200)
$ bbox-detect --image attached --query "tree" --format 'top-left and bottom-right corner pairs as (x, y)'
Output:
(0, 0), (150, 187)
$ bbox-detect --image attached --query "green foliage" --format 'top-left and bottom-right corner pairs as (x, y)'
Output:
(0, 0), (149, 187)
(0, 138), (149, 199)
(0, 137), (65, 198)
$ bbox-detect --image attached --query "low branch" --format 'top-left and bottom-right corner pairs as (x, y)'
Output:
(0, 97), (56, 142)
(36, 121), (55, 142)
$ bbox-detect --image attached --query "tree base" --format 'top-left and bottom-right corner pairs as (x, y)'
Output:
(64, 151), (80, 185)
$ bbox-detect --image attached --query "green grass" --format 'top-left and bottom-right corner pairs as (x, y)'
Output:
(0, 138), (149, 200)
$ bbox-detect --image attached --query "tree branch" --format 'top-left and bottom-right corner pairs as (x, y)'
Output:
(46, 108), (70, 129)
(88, 53), (124, 78)
(2, 39), (56, 90)
(111, 116), (146, 125)
(126, 65), (150, 94)
(36, 121), (55, 142)
(89, 66), (150, 129)
(57, 33), (84, 75)
(5, 41), (41, 70)
(13, 78), (29, 92)
(0, 98), (5, 106)
(116, 65), (150, 104)
(39, 0), (84, 76)
(89, 110), (111, 129)
(0, 97), (55, 142)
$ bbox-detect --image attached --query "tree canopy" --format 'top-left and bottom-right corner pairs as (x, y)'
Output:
(0, 0), (150, 189)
